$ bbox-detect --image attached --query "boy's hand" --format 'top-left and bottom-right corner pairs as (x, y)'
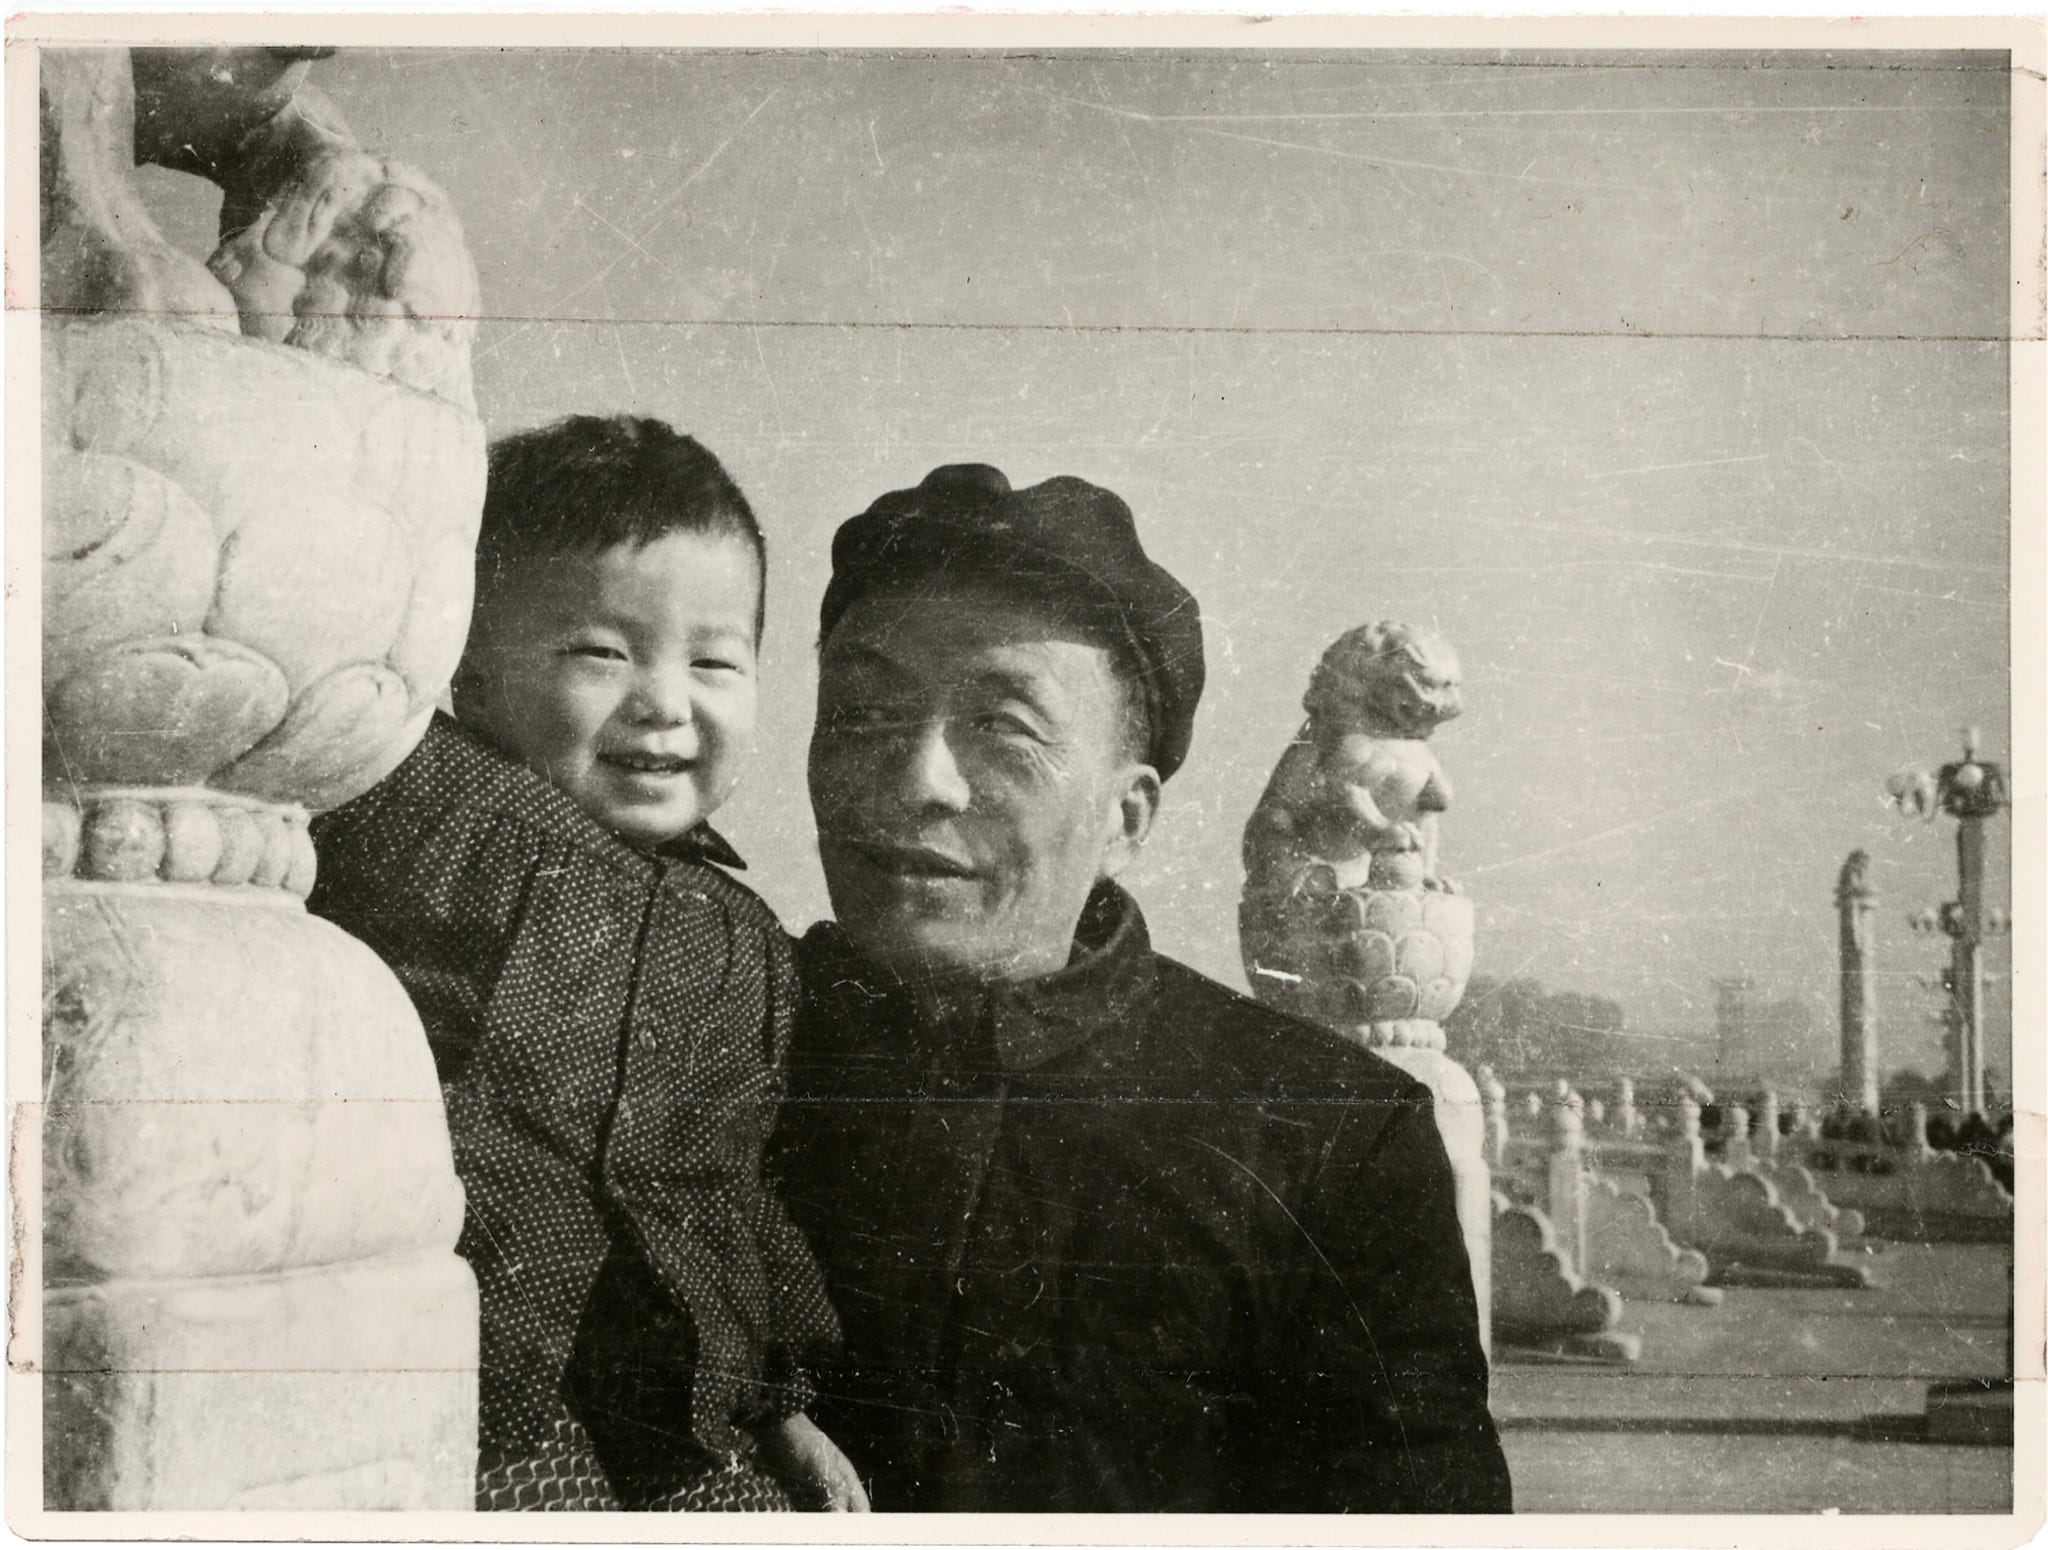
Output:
(757, 1413), (872, 1511)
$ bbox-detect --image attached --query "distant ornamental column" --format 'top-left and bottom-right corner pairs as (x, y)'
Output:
(1612, 1076), (1642, 1140)
(1835, 850), (1880, 1114)
(1480, 1067), (1510, 1173)
(1721, 1104), (1755, 1171)
(1757, 1089), (1782, 1164)
(1660, 1095), (1707, 1235)
(1239, 622), (1490, 1350)
(1890, 731), (2012, 1117)
(38, 49), (484, 1509)
(1544, 1090), (1589, 1276)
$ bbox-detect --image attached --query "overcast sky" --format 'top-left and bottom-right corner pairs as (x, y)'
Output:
(150, 46), (2015, 1085)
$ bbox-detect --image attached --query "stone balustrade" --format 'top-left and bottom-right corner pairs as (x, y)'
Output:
(1487, 1075), (1870, 1294)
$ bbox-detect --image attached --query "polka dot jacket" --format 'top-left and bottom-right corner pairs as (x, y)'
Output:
(309, 714), (839, 1508)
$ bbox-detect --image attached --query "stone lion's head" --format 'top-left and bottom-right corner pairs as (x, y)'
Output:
(1304, 620), (1463, 740)
(210, 147), (479, 411)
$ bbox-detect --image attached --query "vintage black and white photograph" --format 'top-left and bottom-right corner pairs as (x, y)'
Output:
(9, 14), (2041, 1535)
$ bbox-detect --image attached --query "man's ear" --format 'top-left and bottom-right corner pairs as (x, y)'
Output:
(1098, 762), (1162, 881)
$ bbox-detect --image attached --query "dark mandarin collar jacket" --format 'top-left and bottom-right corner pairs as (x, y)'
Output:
(774, 882), (1512, 1513)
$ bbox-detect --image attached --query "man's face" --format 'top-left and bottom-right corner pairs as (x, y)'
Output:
(455, 529), (760, 848)
(810, 582), (1157, 985)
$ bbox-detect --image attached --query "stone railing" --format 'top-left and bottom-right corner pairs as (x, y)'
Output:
(1486, 1073), (1868, 1303)
(1782, 1104), (2012, 1241)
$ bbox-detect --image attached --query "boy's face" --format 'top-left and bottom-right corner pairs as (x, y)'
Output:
(456, 530), (760, 847)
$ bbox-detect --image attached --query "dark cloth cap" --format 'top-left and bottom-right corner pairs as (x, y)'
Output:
(819, 464), (1205, 780)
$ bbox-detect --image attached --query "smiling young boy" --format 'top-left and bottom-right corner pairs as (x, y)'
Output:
(308, 416), (863, 1512)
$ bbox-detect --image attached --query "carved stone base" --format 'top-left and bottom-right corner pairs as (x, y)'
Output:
(1792, 1144), (2012, 1241)
(1366, 1043), (1492, 1354)
(43, 1252), (477, 1509)
(39, 822), (476, 1509)
(1752, 1158), (1866, 1244)
(1583, 1179), (1717, 1305)
(1673, 1166), (1872, 1289)
(1490, 1193), (1636, 1362)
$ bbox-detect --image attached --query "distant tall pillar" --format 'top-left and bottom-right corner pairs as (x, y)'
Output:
(1893, 729), (2011, 1119)
(1951, 808), (1989, 1116)
(1835, 850), (1880, 1113)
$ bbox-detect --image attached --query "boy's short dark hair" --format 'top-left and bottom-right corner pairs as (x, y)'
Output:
(479, 415), (767, 638)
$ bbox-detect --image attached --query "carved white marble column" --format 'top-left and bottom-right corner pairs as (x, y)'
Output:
(1240, 622), (1490, 1351)
(37, 49), (485, 1510)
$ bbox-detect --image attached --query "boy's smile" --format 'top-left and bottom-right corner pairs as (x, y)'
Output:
(455, 528), (761, 847)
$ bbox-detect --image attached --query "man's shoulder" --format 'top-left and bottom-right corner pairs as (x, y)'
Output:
(792, 918), (834, 964)
(1143, 952), (1434, 1106)
(792, 918), (862, 986)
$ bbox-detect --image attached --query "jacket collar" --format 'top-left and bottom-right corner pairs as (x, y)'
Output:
(808, 881), (1156, 1073)
(654, 822), (747, 871)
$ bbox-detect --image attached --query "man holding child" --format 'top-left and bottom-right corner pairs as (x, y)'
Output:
(311, 428), (1507, 1514)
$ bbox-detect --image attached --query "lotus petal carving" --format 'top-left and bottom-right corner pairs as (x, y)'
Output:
(43, 451), (218, 690)
(386, 528), (479, 712)
(47, 317), (170, 461)
(45, 319), (485, 811)
(46, 636), (289, 788)
(205, 491), (412, 691)
(216, 661), (421, 811)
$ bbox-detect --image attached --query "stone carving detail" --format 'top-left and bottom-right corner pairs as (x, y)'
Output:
(1240, 621), (1488, 1349)
(207, 122), (480, 410)
(45, 47), (479, 407)
(44, 304), (484, 814)
(43, 794), (317, 894)
(1242, 621), (1470, 1048)
(1658, 1101), (1870, 1288)
(1490, 1194), (1639, 1362)
(1790, 1104), (2011, 1239)
(40, 50), (243, 333)
(1723, 1092), (1867, 1244)
(38, 47), (482, 1511)
(1583, 1179), (1717, 1306)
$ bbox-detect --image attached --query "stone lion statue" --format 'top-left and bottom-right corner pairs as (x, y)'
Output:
(210, 134), (480, 411)
(43, 46), (477, 409)
(1245, 621), (1464, 893)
